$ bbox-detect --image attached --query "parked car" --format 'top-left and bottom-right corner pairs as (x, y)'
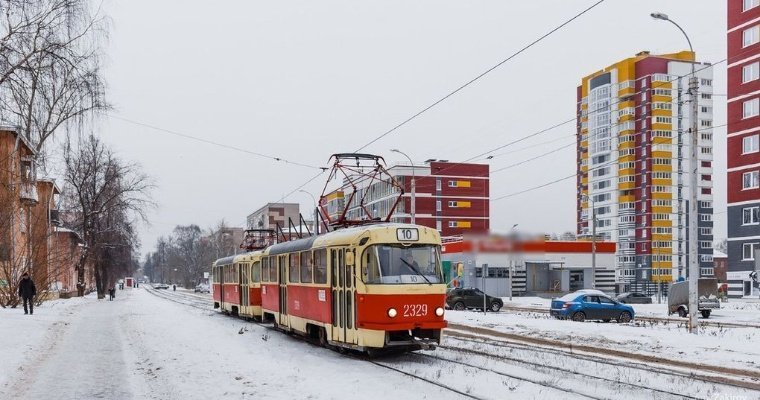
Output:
(154, 283), (169, 290)
(616, 292), (653, 304)
(446, 288), (503, 312)
(550, 291), (634, 323)
(194, 283), (210, 293)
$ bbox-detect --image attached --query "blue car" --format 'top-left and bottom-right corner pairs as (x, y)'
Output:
(550, 291), (635, 323)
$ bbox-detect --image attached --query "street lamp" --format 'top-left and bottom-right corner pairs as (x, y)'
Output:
(582, 194), (597, 289)
(298, 189), (319, 235)
(509, 224), (519, 301)
(390, 149), (416, 224)
(651, 11), (700, 334)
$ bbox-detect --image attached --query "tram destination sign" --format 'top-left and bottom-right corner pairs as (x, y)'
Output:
(397, 228), (419, 242)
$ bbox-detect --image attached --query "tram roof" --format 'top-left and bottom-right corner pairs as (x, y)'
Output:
(213, 255), (236, 266)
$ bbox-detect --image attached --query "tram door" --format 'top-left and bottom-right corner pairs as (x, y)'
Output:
(278, 256), (288, 326)
(331, 249), (356, 345)
(240, 263), (249, 315)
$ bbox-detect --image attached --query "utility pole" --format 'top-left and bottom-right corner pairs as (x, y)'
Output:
(583, 195), (596, 289)
(482, 263), (488, 315)
(651, 12), (700, 334)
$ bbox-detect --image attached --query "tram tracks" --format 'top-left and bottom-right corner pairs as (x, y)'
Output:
(445, 324), (760, 395)
(146, 288), (759, 399)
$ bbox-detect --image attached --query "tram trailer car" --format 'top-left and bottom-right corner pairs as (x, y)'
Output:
(258, 223), (447, 353)
(212, 251), (264, 320)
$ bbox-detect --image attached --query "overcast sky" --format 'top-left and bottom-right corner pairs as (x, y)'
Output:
(96, 0), (728, 256)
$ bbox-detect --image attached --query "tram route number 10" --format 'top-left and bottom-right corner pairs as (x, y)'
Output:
(403, 304), (428, 317)
(397, 228), (419, 241)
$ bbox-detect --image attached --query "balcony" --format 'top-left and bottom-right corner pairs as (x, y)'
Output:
(20, 182), (38, 205)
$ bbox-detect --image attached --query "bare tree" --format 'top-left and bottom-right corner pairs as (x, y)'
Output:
(0, 0), (109, 159)
(61, 134), (152, 298)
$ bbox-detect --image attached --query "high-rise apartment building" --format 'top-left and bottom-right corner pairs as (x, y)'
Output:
(576, 51), (714, 287)
(727, 0), (760, 297)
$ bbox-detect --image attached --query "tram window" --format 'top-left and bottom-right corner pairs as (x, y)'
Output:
(300, 251), (312, 283)
(289, 253), (300, 283)
(346, 293), (352, 329)
(277, 256), (284, 282)
(332, 289), (338, 327)
(331, 250), (338, 288)
(345, 265), (352, 289)
(314, 249), (327, 284)
(252, 261), (261, 283)
(262, 258), (269, 282)
(338, 251), (344, 287)
(361, 245), (443, 284)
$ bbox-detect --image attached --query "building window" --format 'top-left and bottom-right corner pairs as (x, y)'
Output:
(744, 62), (760, 83)
(743, 170), (760, 189)
(654, 116), (672, 124)
(700, 147), (712, 155)
(743, 243), (759, 260)
(436, 220), (442, 231)
(744, 98), (760, 119)
(436, 200), (441, 212)
(744, 25), (760, 47)
(700, 200), (712, 209)
(700, 106), (712, 113)
(700, 241), (712, 249)
(701, 119), (713, 127)
(436, 179), (441, 191)
(700, 79), (712, 86)
(743, 206), (760, 225)
(745, 0), (759, 12)
(701, 93), (712, 100)
(700, 227), (713, 235)
(744, 135), (760, 154)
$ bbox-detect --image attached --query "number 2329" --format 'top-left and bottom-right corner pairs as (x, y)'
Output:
(403, 304), (428, 317)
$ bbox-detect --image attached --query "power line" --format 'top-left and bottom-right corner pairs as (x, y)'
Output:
(107, 113), (325, 171)
(353, 0), (608, 152)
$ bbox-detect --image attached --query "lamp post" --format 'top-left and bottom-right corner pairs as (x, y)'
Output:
(651, 12), (700, 334)
(299, 189), (319, 235)
(509, 224), (519, 301)
(582, 194), (597, 289)
(391, 149), (416, 224)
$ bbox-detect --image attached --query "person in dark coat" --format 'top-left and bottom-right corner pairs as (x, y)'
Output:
(109, 287), (115, 301)
(18, 272), (36, 315)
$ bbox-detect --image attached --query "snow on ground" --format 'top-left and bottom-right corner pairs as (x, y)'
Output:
(503, 295), (760, 324)
(3, 289), (760, 400)
(446, 306), (760, 373)
(0, 288), (521, 400)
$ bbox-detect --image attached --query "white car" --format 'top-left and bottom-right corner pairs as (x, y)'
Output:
(194, 284), (210, 293)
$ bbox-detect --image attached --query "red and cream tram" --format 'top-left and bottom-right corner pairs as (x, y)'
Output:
(259, 223), (447, 352)
(212, 251), (264, 320)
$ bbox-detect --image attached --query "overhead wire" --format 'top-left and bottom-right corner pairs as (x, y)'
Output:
(106, 113), (325, 171)
(353, 0), (608, 152)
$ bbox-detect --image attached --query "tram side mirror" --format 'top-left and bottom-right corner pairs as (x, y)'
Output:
(345, 252), (355, 266)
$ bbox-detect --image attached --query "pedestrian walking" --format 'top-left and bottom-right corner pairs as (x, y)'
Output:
(172, 284), (176, 291)
(109, 287), (115, 301)
(18, 272), (36, 315)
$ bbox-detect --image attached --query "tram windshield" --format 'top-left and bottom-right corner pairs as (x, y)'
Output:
(362, 244), (442, 284)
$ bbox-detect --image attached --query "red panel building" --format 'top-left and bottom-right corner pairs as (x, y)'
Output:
(727, 0), (760, 297)
(362, 161), (490, 237)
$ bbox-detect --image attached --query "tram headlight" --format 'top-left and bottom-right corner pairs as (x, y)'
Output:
(435, 307), (444, 317)
(387, 308), (397, 318)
